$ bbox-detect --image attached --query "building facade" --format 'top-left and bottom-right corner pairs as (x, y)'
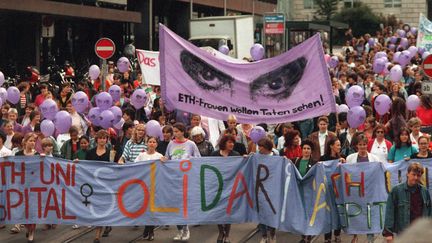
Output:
(287, 0), (427, 26)
(0, 0), (276, 76)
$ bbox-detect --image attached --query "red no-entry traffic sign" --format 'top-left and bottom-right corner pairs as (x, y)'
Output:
(422, 54), (432, 78)
(95, 38), (115, 60)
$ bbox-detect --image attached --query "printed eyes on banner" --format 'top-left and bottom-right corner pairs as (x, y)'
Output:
(180, 50), (234, 92)
(249, 57), (307, 101)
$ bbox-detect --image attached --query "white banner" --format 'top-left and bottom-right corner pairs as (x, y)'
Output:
(136, 49), (160, 85)
(417, 13), (432, 52)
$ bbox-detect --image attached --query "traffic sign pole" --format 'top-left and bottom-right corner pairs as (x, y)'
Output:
(95, 38), (115, 91)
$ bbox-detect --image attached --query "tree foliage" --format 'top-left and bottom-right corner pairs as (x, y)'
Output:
(332, 3), (381, 36)
(315, 0), (340, 20)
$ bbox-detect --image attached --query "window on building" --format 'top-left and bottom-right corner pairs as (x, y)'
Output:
(344, 0), (362, 8)
(384, 0), (401, 8)
(304, 0), (317, 9)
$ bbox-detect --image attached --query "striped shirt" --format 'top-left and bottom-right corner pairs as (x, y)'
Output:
(121, 139), (147, 162)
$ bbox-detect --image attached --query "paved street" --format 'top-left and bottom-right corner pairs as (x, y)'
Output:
(0, 224), (385, 243)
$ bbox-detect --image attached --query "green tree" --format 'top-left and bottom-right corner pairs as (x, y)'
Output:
(315, 0), (339, 20)
(332, 2), (381, 36)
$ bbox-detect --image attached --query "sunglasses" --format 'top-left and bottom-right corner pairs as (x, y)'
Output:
(376, 131), (384, 134)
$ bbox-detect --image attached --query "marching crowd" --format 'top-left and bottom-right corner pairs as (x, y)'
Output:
(1, 24), (432, 243)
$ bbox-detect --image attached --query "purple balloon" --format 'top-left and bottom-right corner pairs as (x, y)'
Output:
(398, 50), (411, 67)
(0, 87), (7, 103)
(368, 38), (375, 47)
(393, 51), (401, 63)
(41, 119), (55, 137)
(108, 85), (121, 103)
(89, 65), (100, 80)
(218, 45), (230, 55)
(130, 89), (147, 109)
(146, 120), (162, 137)
(347, 106), (366, 128)
(329, 56), (339, 68)
(422, 51), (430, 59)
(389, 65), (403, 82)
(250, 44), (265, 61)
(54, 111), (72, 134)
(88, 107), (101, 127)
(373, 57), (387, 74)
(117, 57), (130, 73)
(109, 106), (123, 124)
(346, 85), (364, 108)
(418, 47), (426, 56)
(250, 126), (266, 144)
(397, 29), (406, 37)
(407, 46), (418, 57)
(388, 44), (396, 51)
(6, 86), (19, 104)
(114, 118), (125, 130)
(400, 38), (409, 48)
(410, 27), (417, 35)
(374, 94), (392, 115)
(99, 110), (115, 129)
(40, 99), (59, 120)
(337, 104), (349, 113)
(390, 36), (397, 44)
(96, 92), (113, 111)
(375, 51), (387, 60)
(0, 71), (4, 86)
(406, 95), (420, 111)
(71, 91), (89, 113)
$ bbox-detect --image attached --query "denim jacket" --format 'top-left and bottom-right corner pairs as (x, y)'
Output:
(384, 182), (432, 234)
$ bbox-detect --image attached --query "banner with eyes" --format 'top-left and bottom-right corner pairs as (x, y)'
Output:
(159, 24), (336, 124)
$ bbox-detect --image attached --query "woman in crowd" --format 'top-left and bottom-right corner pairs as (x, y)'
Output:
(367, 124), (392, 163)
(346, 134), (381, 243)
(190, 126), (214, 156)
(294, 139), (316, 243)
(163, 122), (200, 241)
(3, 120), (14, 149)
(85, 130), (111, 243)
(388, 128), (418, 163)
(412, 136), (432, 159)
(75, 135), (91, 160)
(256, 137), (277, 243)
(60, 126), (80, 160)
(134, 136), (164, 241)
(347, 134), (382, 164)
(320, 137), (344, 243)
(408, 117), (426, 148)
(416, 95), (432, 127)
(386, 97), (407, 142)
(222, 128), (247, 155)
(157, 125), (173, 155)
(279, 130), (302, 160)
(226, 114), (248, 149)
(14, 133), (38, 242)
(211, 135), (240, 243)
(362, 117), (376, 140)
(118, 123), (147, 163)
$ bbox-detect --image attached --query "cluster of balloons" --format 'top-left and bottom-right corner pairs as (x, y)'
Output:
(338, 84), (422, 128)
(88, 57), (131, 80)
(218, 43), (265, 61)
(40, 99), (70, 136)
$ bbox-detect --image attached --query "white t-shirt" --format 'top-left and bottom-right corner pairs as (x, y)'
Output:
(0, 146), (13, 157)
(134, 151), (163, 162)
(370, 139), (389, 163)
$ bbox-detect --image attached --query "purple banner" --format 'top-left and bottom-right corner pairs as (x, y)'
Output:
(159, 24), (336, 123)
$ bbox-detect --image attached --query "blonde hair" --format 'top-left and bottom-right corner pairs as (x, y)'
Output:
(131, 123), (146, 144)
(227, 114), (237, 122)
(41, 137), (53, 148)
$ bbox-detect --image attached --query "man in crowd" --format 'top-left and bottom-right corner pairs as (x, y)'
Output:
(383, 162), (432, 243)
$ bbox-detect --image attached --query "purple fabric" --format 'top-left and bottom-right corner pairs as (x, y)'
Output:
(159, 24), (336, 123)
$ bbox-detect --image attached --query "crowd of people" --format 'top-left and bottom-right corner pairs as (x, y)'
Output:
(0, 23), (432, 243)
